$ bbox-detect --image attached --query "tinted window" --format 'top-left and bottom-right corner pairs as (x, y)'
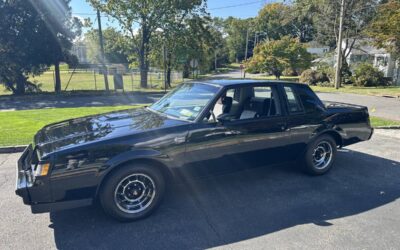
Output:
(254, 86), (272, 98)
(284, 86), (303, 113)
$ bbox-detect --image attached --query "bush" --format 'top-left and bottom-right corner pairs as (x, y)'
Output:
(299, 69), (331, 86)
(352, 63), (388, 87)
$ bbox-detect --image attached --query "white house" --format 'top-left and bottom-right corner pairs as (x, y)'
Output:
(342, 39), (400, 85)
(306, 41), (330, 56)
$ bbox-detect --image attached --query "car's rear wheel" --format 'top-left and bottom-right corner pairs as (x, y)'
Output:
(303, 135), (337, 175)
(99, 163), (165, 222)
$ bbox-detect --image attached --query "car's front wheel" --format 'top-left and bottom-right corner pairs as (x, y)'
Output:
(99, 163), (165, 222)
(303, 135), (337, 175)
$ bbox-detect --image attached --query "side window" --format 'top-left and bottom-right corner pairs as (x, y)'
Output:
(297, 87), (321, 113)
(284, 86), (303, 113)
(226, 89), (235, 98)
(254, 86), (271, 98)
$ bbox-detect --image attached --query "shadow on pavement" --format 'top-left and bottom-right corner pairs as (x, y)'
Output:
(49, 149), (400, 249)
(0, 93), (164, 110)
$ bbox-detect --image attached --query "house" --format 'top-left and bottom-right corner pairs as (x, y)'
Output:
(342, 39), (400, 85)
(306, 41), (330, 56)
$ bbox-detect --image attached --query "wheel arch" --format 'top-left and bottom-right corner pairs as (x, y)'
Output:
(94, 157), (174, 200)
(318, 130), (343, 147)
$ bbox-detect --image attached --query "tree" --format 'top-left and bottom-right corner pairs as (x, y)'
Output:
(0, 0), (81, 94)
(246, 36), (311, 79)
(256, 3), (291, 41)
(313, 0), (378, 51)
(85, 28), (132, 65)
(224, 17), (253, 62)
(88, 0), (206, 88)
(367, 0), (400, 59)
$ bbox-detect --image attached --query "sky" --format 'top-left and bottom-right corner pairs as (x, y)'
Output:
(70, 0), (271, 27)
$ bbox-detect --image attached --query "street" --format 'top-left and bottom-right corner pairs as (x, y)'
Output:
(1, 131), (399, 249)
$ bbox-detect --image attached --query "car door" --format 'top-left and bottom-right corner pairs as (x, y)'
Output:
(230, 84), (291, 166)
(183, 84), (291, 177)
(282, 85), (324, 159)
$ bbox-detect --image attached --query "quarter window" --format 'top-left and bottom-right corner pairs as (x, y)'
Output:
(284, 86), (303, 113)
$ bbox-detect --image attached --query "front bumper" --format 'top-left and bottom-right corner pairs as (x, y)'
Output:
(15, 145), (34, 205)
(15, 145), (93, 213)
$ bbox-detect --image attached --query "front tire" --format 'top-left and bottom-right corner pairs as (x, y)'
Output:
(303, 135), (337, 175)
(99, 163), (165, 222)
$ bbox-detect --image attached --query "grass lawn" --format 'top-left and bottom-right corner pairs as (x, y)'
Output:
(0, 70), (183, 95)
(0, 105), (143, 147)
(0, 104), (398, 147)
(370, 116), (400, 127)
(310, 85), (400, 97)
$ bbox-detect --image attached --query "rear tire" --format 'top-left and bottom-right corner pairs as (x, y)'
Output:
(303, 135), (337, 175)
(99, 163), (165, 222)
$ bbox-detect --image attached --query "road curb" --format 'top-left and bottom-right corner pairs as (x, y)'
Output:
(375, 126), (400, 129)
(0, 146), (27, 154)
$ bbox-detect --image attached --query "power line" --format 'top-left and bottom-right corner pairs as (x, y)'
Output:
(208, 0), (265, 10)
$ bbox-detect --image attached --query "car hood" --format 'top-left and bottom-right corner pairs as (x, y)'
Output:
(34, 108), (188, 156)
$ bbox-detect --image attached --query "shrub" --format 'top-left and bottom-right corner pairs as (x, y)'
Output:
(299, 69), (331, 86)
(352, 63), (388, 87)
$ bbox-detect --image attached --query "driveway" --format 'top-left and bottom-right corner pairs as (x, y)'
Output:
(1, 131), (399, 249)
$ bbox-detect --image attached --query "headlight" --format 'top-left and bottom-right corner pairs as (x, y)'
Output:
(34, 163), (50, 176)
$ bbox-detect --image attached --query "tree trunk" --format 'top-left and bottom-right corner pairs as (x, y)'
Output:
(54, 61), (61, 93)
(15, 74), (25, 95)
(166, 53), (172, 88)
(139, 26), (150, 88)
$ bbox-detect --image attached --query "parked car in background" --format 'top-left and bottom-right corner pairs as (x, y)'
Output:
(16, 80), (373, 221)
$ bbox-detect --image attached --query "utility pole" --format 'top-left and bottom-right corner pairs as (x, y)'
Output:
(334, 0), (345, 89)
(97, 9), (109, 91)
(214, 50), (217, 72)
(244, 28), (249, 79)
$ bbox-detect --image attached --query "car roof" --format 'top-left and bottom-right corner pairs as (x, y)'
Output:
(193, 79), (301, 87)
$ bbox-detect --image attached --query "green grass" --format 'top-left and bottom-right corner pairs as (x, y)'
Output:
(370, 116), (400, 127)
(310, 85), (400, 97)
(0, 70), (183, 95)
(0, 105), (144, 147)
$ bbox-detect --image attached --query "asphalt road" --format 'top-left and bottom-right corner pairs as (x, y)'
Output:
(1, 131), (400, 249)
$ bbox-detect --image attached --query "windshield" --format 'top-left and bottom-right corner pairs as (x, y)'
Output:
(149, 83), (220, 121)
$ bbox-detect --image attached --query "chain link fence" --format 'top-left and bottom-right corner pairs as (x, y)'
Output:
(29, 66), (184, 93)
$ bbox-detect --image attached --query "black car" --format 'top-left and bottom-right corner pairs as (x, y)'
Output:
(16, 80), (373, 221)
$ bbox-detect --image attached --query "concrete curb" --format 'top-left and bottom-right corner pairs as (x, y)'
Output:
(0, 145), (27, 154)
(375, 126), (400, 129)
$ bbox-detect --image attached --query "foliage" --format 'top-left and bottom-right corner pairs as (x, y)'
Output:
(88, 0), (207, 88)
(367, 0), (400, 59)
(0, 0), (81, 94)
(299, 69), (330, 85)
(246, 36), (311, 79)
(312, 0), (378, 52)
(85, 28), (132, 65)
(352, 63), (388, 87)
(223, 17), (254, 62)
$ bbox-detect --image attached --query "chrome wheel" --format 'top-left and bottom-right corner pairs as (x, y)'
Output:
(312, 141), (333, 169)
(114, 173), (156, 214)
